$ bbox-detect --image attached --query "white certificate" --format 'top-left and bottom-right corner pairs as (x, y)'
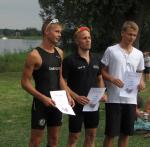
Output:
(120, 71), (142, 98)
(83, 88), (106, 112)
(50, 90), (75, 115)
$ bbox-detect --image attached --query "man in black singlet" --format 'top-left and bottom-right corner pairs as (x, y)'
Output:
(21, 17), (74, 147)
(62, 26), (106, 147)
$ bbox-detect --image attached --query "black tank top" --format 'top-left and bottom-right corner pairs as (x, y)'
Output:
(33, 47), (61, 98)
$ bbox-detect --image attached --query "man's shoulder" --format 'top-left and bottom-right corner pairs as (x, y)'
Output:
(63, 54), (76, 67)
(55, 47), (63, 54)
(24, 48), (41, 66)
(28, 48), (40, 58)
(106, 43), (119, 51)
(55, 47), (63, 59)
(64, 53), (76, 60)
(108, 43), (119, 49)
(91, 52), (101, 60)
(133, 47), (143, 56)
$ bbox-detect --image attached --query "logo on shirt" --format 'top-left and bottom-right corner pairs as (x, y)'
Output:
(77, 65), (86, 69)
(39, 119), (46, 126)
(49, 67), (60, 71)
(93, 65), (99, 69)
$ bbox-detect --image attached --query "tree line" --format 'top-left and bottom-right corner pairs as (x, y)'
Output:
(38, 0), (150, 52)
(0, 28), (41, 37)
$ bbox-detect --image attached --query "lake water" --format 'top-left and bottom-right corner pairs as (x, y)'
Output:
(0, 39), (41, 54)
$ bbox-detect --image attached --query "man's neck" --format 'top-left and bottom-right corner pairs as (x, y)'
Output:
(40, 39), (55, 53)
(78, 48), (90, 63)
(119, 42), (133, 54)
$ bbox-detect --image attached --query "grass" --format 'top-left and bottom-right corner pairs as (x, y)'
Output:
(0, 72), (150, 147)
(0, 52), (28, 73)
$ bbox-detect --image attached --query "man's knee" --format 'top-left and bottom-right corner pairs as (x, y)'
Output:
(29, 130), (44, 147)
(85, 131), (96, 142)
(48, 135), (58, 147)
(29, 137), (42, 147)
(68, 133), (80, 145)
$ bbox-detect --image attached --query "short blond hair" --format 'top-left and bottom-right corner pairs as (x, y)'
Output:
(121, 21), (139, 32)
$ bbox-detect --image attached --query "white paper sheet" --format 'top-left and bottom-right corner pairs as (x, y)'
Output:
(120, 71), (142, 98)
(50, 90), (75, 115)
(83, 88), (106, 112)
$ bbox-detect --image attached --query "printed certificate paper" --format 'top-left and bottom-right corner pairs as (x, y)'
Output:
(50, 90), (75, 115)
(83, 88), (106, 112)
(120, 71), (142, 98)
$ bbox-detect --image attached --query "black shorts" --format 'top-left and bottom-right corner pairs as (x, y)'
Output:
(144, 67), (150, 74)
(31, 99), (62, 129)
(105, 103), (136, 137)
(69, 106), (99, 133)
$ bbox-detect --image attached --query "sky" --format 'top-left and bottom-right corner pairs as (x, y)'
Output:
(0, 0), (42, 30)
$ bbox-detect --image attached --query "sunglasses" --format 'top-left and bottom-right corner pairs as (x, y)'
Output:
(49, 19), (59, 24)
(75, 26), (90, 34)
(45, 18), (59, 31)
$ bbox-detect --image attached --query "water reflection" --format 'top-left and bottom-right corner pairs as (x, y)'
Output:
(0, 39), (41, 54)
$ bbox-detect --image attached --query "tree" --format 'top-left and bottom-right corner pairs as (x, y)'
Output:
(38, 0), (150, 52)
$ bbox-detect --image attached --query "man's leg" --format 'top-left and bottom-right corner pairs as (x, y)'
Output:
(66, 111), (83, 147)
(118, 134), (129, 147)
(103, 104), (122, 147)
(119, 104), (136, 147)
(29, 129), (44, 147)
(103, 135), (114, 147)
(83, 110), (99, 147)
(47, 126), (61, 147)
(84, 128), (97, 147)
(46, 106), (63, 147)
(66, 132), (80, 147)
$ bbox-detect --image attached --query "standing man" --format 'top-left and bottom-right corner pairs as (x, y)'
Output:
(144, 51), (150, 82)
(101, 21), (145, 147)
(21, 17), (74, 147)
(62, 26), (106, 147)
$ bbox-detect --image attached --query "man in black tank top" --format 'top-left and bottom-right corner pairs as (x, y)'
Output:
(21, 16), (74, 147)
(62, 26), (106, 147)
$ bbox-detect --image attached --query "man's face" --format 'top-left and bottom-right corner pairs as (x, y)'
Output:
(45, 24), (62, 45)
(121, 28), (138, 45)
(75, 30), (91, 51)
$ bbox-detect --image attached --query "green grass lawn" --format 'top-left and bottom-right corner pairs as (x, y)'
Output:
(0, 72), (150, 147)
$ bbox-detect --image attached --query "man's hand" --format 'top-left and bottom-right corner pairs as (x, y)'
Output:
(136, 108), (144, 118)
(111, 78), (124, 88)
(68, 97), (75, 107)
(42, 96), (56, 107)
(138, 80), (145, 91)
(66, 92), (75, 107)
(75, 95), (90, 105)
(100, 94), (108, 102)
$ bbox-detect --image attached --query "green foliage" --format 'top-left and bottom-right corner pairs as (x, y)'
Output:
(38, 0), (150, 51)
(140, 9), (150, 51)
(0, 52), (27, 72)
(39, 0), (65, 21)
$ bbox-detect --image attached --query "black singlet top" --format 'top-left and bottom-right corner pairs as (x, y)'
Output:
(33, 47), (61, 98)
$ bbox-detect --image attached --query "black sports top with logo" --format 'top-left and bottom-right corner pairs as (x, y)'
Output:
(62, 52), (101, 110)
(33, 47), (61, 99)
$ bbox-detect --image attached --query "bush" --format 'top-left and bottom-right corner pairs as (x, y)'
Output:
(0, 52), (27, 72)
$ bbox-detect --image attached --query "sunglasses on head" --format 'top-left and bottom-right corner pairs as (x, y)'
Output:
(75, 26), (90, 34)
(49, 19), (59, 24)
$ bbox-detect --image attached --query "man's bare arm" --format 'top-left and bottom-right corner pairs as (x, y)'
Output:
(21, 50), (55, 107)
